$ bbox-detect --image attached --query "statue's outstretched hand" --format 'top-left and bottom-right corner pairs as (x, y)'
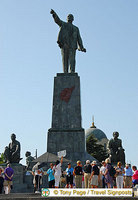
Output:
(78, 47), (86, 52)
(50, 9), (55, 14)
(82, 48), (86, 52)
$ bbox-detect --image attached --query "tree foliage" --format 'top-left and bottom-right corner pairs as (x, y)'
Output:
(86, 134), (108, 162)
(0, 153), (5, 164)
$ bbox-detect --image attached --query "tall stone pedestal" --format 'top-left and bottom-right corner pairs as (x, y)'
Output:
(47, 73), (96, 164)
(50, 73), (82, 130)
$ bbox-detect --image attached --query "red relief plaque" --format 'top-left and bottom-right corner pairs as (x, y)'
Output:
(60, 86), (75, 103)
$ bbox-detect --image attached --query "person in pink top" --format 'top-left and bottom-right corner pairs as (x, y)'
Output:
(132, 166), (138, 187)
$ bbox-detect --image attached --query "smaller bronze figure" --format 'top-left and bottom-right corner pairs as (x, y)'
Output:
(50, 9), (86, 73)
(25, 151), (35, 170)
(4, 133), (21, 163)
(108, 132), (125, 165)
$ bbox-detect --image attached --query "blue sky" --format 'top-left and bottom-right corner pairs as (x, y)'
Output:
(0, 0), (138, 166)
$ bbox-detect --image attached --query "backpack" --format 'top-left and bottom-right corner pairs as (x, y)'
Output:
(109, 165), (116, 177)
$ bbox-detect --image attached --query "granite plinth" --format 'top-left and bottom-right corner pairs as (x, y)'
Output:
(51, 73), (82, 129)
(47, 129), (85, 155)
(46, 73), (97, 165)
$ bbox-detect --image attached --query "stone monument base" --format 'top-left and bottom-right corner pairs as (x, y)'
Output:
(47, 129), (85, 160)
(46, 72), (97, 165)
(1, 163), (34, 193)
(47, 128), (97, 165)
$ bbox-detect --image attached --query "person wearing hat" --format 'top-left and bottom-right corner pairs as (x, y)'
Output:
(73, 161), (83, 188)
(89, 161), (100, 188)
(123, 164), (133, 188)
(100, 161), (107, 188)
(65, 163), (74, 188)
(84, 160), (92, 188)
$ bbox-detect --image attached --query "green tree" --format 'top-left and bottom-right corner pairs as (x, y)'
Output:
(0, 153), (5, 164)
(86, 134), (108, 162)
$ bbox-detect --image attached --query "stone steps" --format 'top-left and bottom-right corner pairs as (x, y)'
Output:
(0, 193), (137, 200)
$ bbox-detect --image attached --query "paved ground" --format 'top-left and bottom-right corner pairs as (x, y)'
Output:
(0, 193), (137, 200)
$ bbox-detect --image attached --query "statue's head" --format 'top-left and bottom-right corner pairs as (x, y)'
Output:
(11, 133), (16, 141)
(113, 131), (119, 139)
(25, 151), (31, 157)
(5, 146), (9, 150)
(67, 14), (74, 22)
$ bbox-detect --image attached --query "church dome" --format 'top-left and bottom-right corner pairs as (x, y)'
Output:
(85, 122), (107, 141)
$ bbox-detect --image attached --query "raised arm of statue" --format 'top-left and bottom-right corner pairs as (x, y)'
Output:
(50, 9), (62, 27)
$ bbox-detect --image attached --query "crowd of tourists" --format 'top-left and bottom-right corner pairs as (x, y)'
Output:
(32, 156), (138, 192)
(0, 158), (138, 194)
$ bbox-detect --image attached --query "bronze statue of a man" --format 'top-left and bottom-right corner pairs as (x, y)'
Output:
(25, 151), (34, 170)
(108, 132), (125, 165)
(50, 9), (86, 73)
(4, 133), (21, 163)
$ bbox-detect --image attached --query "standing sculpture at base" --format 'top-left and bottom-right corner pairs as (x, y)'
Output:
(25, 151), (35, 170)
(108, 132), (125, 165)
(4, 133), (21, 163)
(50, 9), (86, 73)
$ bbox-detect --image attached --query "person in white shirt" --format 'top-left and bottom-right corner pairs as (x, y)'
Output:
(32, 162), (44, 192)
(100, 161), (107, 188)
(53, 156), (63, 188)
(115, 161), (125, 188)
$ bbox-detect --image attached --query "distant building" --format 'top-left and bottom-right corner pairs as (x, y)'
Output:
(85, 119), (109, 151)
